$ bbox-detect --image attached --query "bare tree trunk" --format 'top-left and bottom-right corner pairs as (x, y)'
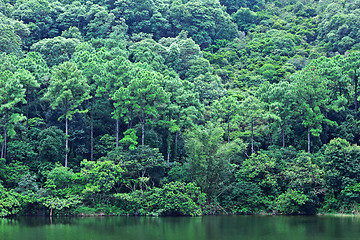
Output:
(174, 131), (178, 160)
(65, 116), (68, 168)
(1, 134), (5, 159)
(354, 72), (358, 112)
(227, 121), (230, 143)
(282, 124), (285, 148)
(141, 121), (145, 146)
(251, 121), (254, 154)
(1, 113), (7, 159)
(307, 126), (311, 153)
(3, 128), (6, 159)
(90, 102), (94, 161)
(116, 119), (119, 148)
(167, 132), (171, 165)
(26, 91), (29, 131)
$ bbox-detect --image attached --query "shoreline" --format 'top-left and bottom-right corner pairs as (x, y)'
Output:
(316, 212), (360, 217)
(11, 212), (360, 218)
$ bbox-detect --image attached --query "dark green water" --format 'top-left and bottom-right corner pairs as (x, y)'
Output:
(1, 215), (360, 240)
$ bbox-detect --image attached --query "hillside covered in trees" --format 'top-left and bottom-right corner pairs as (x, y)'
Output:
(1, 0), (360, 217)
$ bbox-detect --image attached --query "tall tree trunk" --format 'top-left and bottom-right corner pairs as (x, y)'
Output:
(65, 116), (68, 168)
(141, 121), (145, 146)
(115, 118), (119, 148)
(354, 72), (358, 112)
(3, 127), (6, 160)
(26, 91), (29, 131)
(251, 121), (254, 154)
(282, 123), (285, 148)
(1, 112), (7, 159)
(227, 121), (230, 143)
(307, 126), (311, 153)
(1, 133), (5, 159)
(174, 131), (178, 160)
(90, 99), (94, 161)
(167, 132), (171, 165)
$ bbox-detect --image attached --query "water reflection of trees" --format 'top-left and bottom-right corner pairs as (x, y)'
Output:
(13, 217), (75, 226)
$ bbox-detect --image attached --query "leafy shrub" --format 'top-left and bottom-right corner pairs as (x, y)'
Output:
(115, 181), (206, 216)
(0, 183), (22, 217)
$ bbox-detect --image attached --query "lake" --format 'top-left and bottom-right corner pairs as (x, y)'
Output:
(1, 215), (360, 240)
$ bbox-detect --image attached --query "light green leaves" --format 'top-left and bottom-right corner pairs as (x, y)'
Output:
(43, 61), (91, 120)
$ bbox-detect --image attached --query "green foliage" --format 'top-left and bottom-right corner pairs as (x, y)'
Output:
(235, 148), (323, 214)
(41, 195), (82, 216)
(221, 179), (266, 214)
(38, 126), (65, 163)
(0, 13), (29, 55)
(40, 165), (81, 216)
(94, 134), (116, 159)
(31, 37), (80, 67)
(0, 69), (26, 159)
(163, 161), (191, 184)
(336, 115), (360, 144)
(231, 7), (259, 32)
(57, 1), (116, 40)
(322, 138), (360, 212)
(118, 145), (166, 191)
(113, 68), (170, 145)
(115, 181), (206, 216)
(17, 51), (50, 85)
(114, 0), (239, 47)
(7, 140), (37, 163)
(238, 151), (278, 198)
(0, 183), (22, 217)
(341, 51), (360, 111)
(185, 122), (238, 199)
(43, 61), (90, 166)
(220, 0), (265, 14)
(2, 0), (360, 217)
(237, 93), (271, 154)
(289, 65), (334, 152)
(113, 0), (166, 37)
(78, 159), (124, 195)
(169, 0), (239, 48)
(119, 128), (138, 150)
(275, 189), (309, 215)
(12, 0), (58, 47)
(0, 159), (30, 189)
(15, 173), (39, 195)
(342, 182), (360, 205)
(317, 1), (360, 53)
(45, 164), (75, 190)
(280, 152), (324, 214)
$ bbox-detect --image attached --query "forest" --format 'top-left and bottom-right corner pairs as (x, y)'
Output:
(1, 0), (360, 217)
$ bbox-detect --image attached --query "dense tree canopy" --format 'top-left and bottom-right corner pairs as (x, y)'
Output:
(2, 0), (360, 217)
